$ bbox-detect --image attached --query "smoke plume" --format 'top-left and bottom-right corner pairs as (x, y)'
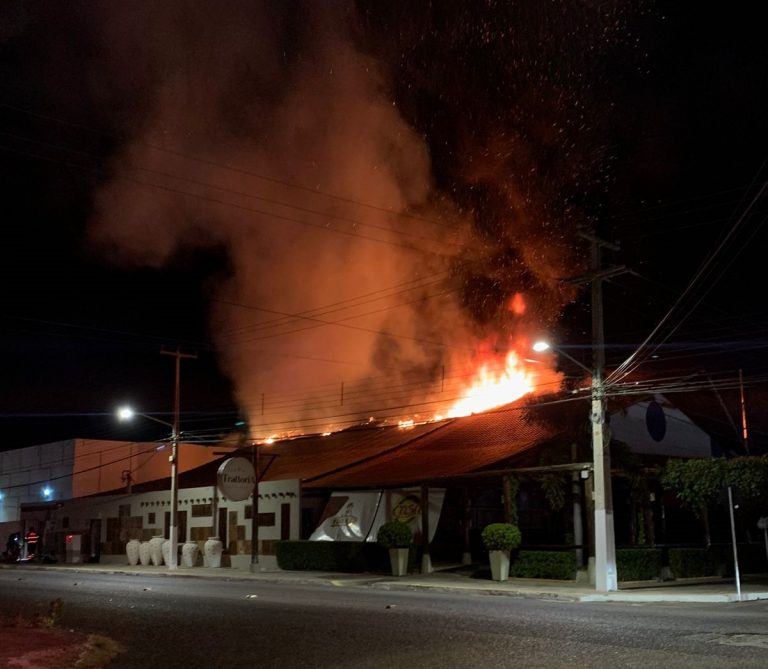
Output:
(84, 1), (644, 437)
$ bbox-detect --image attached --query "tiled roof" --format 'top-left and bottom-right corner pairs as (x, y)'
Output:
(262, 403), (555, 489)
(107, 401), (557, 494)
(257, 421), (447, 483)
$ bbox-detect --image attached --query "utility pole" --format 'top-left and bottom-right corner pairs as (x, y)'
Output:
(565, 230), (628, 591)
(160, 346), (197, 570)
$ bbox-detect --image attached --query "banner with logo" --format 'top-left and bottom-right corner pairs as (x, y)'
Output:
(309, 488), (445, 543)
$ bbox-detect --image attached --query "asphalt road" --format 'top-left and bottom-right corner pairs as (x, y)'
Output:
(1, 570), (767, 668)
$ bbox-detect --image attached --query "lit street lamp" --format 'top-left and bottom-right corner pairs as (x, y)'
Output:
(116, 348), (196, 570)
(117, 405), (180, 570)
(533, 340), (617, 591)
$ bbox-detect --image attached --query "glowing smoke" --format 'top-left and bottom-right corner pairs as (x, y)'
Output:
(84, 1), (645, 437)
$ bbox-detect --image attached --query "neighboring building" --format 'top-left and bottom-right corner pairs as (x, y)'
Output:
(610, 394), (713, 459)
(0, 438), (236, 556)
(0, 439), (75, 523)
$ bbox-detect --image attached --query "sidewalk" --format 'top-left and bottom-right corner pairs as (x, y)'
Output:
(5, 561), (768, 603)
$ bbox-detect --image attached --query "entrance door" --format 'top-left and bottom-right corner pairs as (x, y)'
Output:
(89, 519), (101, 562)
(178, 510), (188, 543)
(218, 507), (228, 549)
(163, 511), (188, 542)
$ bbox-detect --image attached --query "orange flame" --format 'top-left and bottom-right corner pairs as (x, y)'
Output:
(445, 350), (535, 419)
(508, 292), (526, 315)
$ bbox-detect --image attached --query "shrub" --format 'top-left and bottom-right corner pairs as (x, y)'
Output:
(668, 547), (720, 578)
(616, 548), (661, 582)
(481, 523), (522, 552)
(509, 550), (577, 580)
(376, 521), (413, 549)
(277, 540), (380, 572)
(276, 540), (418, 573)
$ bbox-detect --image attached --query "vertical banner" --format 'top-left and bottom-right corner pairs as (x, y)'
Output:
(310, 488), (445, 542)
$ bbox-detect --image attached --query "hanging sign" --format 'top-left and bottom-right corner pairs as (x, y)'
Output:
(217, 457), (256, 501)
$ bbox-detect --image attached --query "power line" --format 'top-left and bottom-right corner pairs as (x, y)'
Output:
(0, 101), (455, 230)
(0, 140), (452, 255)
(606, 171), (768, 385)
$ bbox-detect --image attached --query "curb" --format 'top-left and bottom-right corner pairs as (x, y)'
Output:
(4, 563), (768, 604)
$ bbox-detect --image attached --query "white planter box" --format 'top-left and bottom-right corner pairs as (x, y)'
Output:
(389, 548), (409, 576)
(489, 550), (511, 582)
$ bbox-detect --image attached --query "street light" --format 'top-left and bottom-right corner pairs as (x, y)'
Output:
(117, 404), (180, 570)
(533, 340), (617, 591)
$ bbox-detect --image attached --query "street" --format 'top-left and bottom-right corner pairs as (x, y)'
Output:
(1, 569), (767, 668)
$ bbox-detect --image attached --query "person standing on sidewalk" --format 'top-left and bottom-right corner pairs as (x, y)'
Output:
(24, 527), (39, 559)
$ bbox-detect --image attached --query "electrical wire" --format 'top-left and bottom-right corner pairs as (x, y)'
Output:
(606, 170), (768, 386)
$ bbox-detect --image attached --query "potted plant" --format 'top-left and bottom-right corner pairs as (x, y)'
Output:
(481, 523), (521, 582)
(377, 521), (412, 576)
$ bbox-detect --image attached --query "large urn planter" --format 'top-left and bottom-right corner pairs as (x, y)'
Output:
(204, 537), (223, 568)
(488, 550), (511, 582)
(481, 523), (521, 582)
(161, 539), (172, 566)
(148, 536), (165, 566)
(125, 539), (140, 566)
(139, 541), (151, 566)
(181, 541), (200, 568)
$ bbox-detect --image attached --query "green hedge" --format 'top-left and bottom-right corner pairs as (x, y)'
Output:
(616, 548), (661, 582)
(276, 540), (416, 573)
(509, 550), (577, 580)
(668, 548), (720, 578)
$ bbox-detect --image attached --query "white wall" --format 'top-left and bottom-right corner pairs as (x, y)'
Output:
(46, 479), (301, 570)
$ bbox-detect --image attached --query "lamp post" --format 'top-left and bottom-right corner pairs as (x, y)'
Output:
(117, 405), (180, 569)
(533, 340), (617, 591)
(117, 348), (196, 569)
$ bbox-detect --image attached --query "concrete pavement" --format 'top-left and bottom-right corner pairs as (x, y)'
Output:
(4, 561), (768, 603)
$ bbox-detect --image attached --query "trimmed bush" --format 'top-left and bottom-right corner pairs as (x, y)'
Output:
(276, 540), (416, 573)
(509, 550), (577, 580)
(668, 547), (720, 578)
(617, 548), (661, 582)
(376, 521), (413, 549)
(481, 523), (522, 552)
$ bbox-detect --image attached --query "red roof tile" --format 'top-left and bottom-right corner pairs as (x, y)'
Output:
(258, 402), (555, 489)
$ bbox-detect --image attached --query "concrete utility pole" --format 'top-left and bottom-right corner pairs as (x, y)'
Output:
(160, 346), (197, 570)
(566, 230), (628, 591)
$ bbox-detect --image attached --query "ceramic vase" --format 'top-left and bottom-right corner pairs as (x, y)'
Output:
(204, 536), (223, 568)
(148, 536), (165, 566)
(126, 539), (140, 566)
(181, 541), (199, 568)
(139, 541), (151, 566)
(161, 539), (171, 566)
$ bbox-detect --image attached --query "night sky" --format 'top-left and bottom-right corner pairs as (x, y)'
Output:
(1, 1), (766, 451)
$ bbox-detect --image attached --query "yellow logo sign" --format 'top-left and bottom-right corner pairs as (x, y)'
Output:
(392, 495), (421, 523)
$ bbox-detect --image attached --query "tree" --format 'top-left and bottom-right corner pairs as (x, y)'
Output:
(661, 456), (768, 545)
